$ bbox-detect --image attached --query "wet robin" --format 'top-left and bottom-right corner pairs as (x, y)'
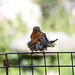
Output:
(27, 26), (58, 51)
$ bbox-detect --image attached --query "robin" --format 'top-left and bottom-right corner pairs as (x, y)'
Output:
(27, 26), (58, 51)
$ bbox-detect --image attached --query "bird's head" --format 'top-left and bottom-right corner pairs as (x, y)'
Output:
(33, 26), (41, 33)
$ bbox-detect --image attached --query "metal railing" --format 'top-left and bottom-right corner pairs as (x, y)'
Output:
(0, 52), (75, 75)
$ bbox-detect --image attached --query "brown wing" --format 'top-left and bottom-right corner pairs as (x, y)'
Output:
(41, 32), (49, 41)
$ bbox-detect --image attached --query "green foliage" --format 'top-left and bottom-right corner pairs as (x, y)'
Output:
(0, 15), (27, 53)
(40, 0), (75, 34)
(58, 54), (72, 75)
(0, 0), (75, 53)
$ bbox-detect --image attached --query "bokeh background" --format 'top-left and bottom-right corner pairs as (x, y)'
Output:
(0, 0), (75, 75)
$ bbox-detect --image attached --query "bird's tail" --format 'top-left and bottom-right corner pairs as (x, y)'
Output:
(49, 39), (58, 43)
(48, 39), (58, 47)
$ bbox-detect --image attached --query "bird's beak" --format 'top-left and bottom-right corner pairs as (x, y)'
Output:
(33, 31), (36, 33)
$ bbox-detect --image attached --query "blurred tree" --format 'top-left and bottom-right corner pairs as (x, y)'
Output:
(34, 0), (75, 34)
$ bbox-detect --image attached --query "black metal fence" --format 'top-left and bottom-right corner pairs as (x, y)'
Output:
(0, 52), (75, 75)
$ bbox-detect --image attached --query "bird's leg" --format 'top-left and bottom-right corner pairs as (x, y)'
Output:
(31, 51), (34, 55)
(42, 51), (45, 55)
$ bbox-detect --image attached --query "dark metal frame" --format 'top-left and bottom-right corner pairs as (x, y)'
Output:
(0, 52), (75, 75)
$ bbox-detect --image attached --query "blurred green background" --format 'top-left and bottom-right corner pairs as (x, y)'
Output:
(0, 0), (75, 75)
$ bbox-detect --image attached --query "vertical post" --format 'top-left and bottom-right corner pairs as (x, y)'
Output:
(6, 54), (8, 75)
(31, 51), (34, 75)
(57, 53), (60, 75)
(6, 67), (8, 75)
(3, 54), (10, 75)
(71, 53), (74, 75)
(3, 54), (9, 75)
(43, 51), (47, 75)
(18, 54), (21, 75)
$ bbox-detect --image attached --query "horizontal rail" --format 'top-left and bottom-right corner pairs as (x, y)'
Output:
(1, 65), (75, 68)
(0, 51), (75, 55)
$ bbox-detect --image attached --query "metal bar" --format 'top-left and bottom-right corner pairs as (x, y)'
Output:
(5, 54), (8, 75)
(71, 53), (74, 75)
(0, 54), (6, 55)
(18, 54), (21, 75)
(57, 53), (60, 75)
(1, 65), (75, 68)
(6, 67), (8, 75)
(0, 67), (5, 68)
(1, 51), (75, 55)
(31, 51), (34, 75)
(43, 51), (47, 75)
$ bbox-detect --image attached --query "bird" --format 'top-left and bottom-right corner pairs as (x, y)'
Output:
(27, 26), (58, 51)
